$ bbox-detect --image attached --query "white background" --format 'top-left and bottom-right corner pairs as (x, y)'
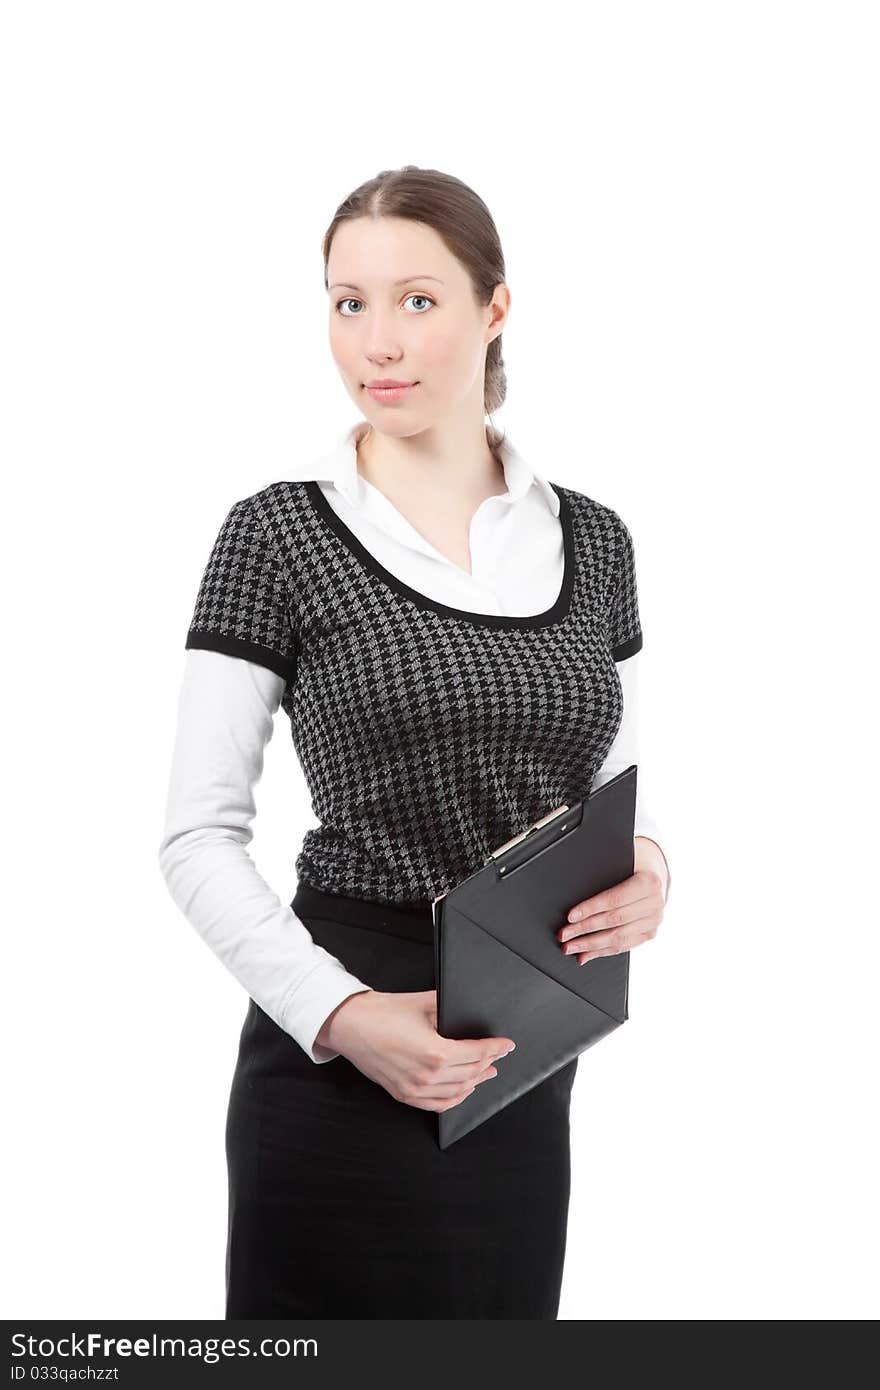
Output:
(2, 0), (877, 1322)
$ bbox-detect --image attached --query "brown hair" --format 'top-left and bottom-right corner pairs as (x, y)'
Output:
(322, 165), (508, 454)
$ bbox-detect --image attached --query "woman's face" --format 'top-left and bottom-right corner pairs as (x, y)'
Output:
(327, 215), (507, 436)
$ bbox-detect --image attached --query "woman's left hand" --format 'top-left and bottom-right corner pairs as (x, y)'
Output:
(557, 836), (669, 965)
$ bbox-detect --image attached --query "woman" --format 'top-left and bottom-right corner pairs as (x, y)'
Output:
(158, 165), (670, 1319)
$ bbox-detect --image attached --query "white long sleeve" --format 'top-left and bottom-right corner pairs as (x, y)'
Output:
(591, 653), (671, 901)
(157, 648), (373, 1063)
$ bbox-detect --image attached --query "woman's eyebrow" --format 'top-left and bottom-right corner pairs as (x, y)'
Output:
(329, 275), (446, 292)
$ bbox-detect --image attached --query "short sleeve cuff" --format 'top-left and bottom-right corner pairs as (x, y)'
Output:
(185, 629), (296, 684)
(611, 630), (643, 662)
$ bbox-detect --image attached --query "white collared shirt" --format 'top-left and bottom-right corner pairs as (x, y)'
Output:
(296, 420), (564, 616)
(159, 421), (669, 1064)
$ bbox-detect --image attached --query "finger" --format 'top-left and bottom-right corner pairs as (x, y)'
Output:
(563, 872), (658, 930)
(447, 1038), (516, 1066)
(564, 913), (658, 957)
(575, 922), (657, 963)
(559, 886), (657, 941)
(561, 924), (627, 954)
(419, 1091), (477, 1113)
(417, 1065), (500, 1097)
(560, 902), (650, 952)
(564, 875), (636, 924)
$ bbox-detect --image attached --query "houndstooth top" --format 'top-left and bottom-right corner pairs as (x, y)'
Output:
(184, 475), (643, 904)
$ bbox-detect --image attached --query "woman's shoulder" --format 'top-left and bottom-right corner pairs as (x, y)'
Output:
(555, 482), (632, 542)
(231, 476), (311, 514)
(219, 478), (317, 545)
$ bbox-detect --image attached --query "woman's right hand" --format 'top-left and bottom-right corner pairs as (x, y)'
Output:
(316, 989), (516, 1112)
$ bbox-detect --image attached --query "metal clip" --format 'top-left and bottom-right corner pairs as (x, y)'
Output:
(486, 803), (571, 862)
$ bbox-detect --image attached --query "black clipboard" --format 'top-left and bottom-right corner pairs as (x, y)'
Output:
(432, 764), (637, 1149)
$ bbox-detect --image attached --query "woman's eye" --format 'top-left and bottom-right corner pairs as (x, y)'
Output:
(335, 294), (435, 317)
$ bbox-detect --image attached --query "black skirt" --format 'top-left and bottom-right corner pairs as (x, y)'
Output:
(224, 881), (578, 1319)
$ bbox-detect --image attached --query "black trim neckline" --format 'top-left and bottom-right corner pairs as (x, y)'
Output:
(301, 479), (576, 631)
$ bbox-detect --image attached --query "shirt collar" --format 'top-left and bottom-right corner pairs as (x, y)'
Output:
(298, 420), (561, 517)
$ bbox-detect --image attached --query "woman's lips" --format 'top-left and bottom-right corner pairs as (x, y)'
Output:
(365, 382), (418, 403)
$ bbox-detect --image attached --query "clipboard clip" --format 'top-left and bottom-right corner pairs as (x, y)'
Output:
(432, 802), (575, 904)
(486, 803), (571, 864)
